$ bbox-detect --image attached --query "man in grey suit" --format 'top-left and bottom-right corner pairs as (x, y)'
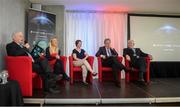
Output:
(123, 40), (152, 83)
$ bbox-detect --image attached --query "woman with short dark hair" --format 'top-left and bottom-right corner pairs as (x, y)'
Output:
(72, 40), (97, 85)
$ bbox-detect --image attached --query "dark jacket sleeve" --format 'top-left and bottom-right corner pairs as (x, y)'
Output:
(123, 48), (127, 57)
(112, 48), (118, 56)
(95, 47), (102, 57)
(6, 43), (28, 56)
(138, 48), (148, 57)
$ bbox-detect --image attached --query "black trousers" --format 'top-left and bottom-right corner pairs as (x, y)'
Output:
(132, 57), (147, 80)
(53, 59), (68, 79)
(32, 58), (55, 91)
(102, 57), (125, 83)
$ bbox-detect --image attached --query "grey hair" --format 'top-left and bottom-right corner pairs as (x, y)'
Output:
(11, 32), (22, 40)
(11, 32), (16, 40)
(128, 40), (134, 43)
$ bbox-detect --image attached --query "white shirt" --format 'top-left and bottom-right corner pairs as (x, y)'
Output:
(106, 47), (112, 57)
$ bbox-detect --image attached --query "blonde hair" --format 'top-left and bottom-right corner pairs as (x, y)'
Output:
(49, 37), (59, 54)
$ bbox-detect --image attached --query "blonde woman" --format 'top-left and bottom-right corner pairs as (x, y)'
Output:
(46, 37), (70, 81)
(72, 40), (97, 85)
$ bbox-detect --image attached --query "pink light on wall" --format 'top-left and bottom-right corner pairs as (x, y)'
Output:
(96, 5), (129, 12)
(65, 11), (127, 55)
(66, 4), (129, 12)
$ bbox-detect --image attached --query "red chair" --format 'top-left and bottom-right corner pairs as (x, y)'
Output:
(97, 56), (123, 82)
(5, 56), (67, 96)
(48, 56), (67, 72)
(5, 56), (42, 96)
(69, 56), (94, 84)
(125, 57), (151, 83)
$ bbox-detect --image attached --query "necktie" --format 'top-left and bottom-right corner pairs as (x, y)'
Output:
(108, 49), (112, 56)
(106, 48), (112, 57)
(132, 48), (139, 58)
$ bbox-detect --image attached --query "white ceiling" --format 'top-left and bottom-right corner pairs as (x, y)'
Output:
(29, 0), (180, 14)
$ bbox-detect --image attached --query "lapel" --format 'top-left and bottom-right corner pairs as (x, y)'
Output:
(127, 48), (134, 54)
(133, 48), (139, 54)
(103, 46), (108, 56)
(13, 41), (29, 53)
(13, 42), (21, 49)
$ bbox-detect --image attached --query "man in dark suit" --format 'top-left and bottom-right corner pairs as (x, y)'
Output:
(96, 38), (129, 87)
(6, 32), (61, 94)
(123, 40), (152, 83)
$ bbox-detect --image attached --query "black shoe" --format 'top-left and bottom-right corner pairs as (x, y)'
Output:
(48, 87), (60, 94)
(115, 82), (121, 88)
(92, 72), (98, 76)
(65, 77), (71, 81)
(49, 74), (63, 81)
(43, 90), (49, 95)
(51, 84), (60, 90)
(137, 80), (147, 86)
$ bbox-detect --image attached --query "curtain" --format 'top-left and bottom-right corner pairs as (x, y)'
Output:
(65, 11), (127, 78)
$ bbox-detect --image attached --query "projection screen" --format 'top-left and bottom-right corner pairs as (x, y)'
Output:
(128, 14), (180, 62)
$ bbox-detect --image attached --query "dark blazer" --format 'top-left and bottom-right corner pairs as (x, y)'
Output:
(45, 47), (61, 61)
(123, 48), (148, 63)
(6, 41), (29, 56)
(96, 46), (118, 57)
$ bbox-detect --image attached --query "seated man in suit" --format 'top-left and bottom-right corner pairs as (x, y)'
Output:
(96, 38), (129, 87)
(123, 40), (152, 83)
(6, 32), (61, 94)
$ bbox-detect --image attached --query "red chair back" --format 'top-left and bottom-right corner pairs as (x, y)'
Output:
(125, 57), (150, 83)
(97, 56), (123, 82)
(5, 56), (42, 96)
(69, 56), (94, 84)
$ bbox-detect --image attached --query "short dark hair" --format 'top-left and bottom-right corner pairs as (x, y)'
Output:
(75, 40), (82, 46)
(104, 38), (111, 44)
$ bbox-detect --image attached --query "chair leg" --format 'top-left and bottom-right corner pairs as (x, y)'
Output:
(99, 77), (102, 82)
(98, 71), (102, 82)
(125, 72), (130, 83)
(118, 71), (121, 81)
(33, 76), (42, 89)
(70, 79), (73, 84)
(146, 73), (150, 83)
(88, 72), (93, 84)
(90, 74), (93, 84)
(70, 72), (73, 84)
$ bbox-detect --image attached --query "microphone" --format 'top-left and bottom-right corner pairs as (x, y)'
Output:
(24, 40), (28, 44)
(23, 40), (30, 49)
